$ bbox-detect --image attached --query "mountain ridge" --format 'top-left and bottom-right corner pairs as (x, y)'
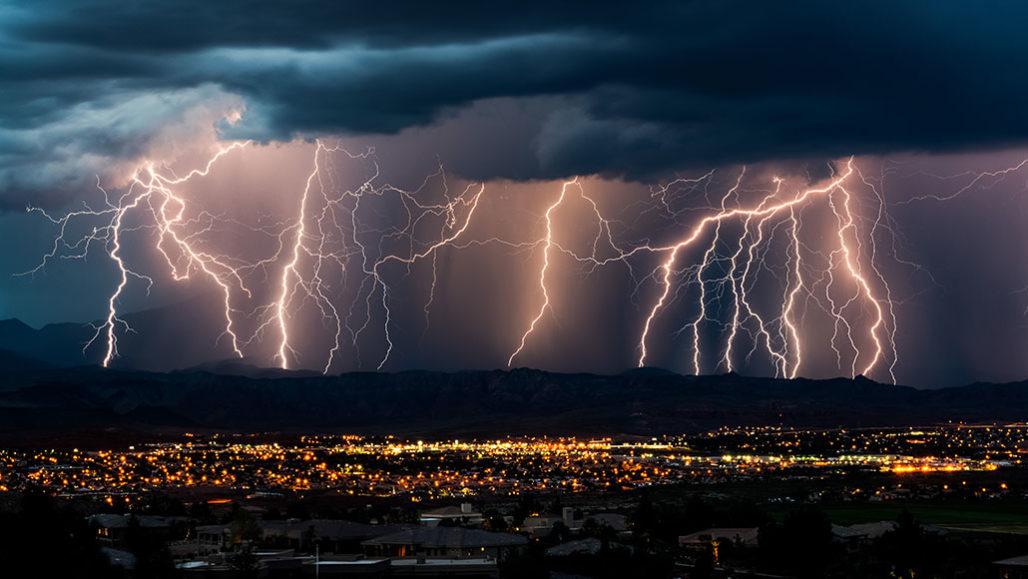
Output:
(0, 359), (1026, 444)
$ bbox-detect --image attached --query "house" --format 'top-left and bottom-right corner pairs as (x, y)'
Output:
(678, 528), (760, 549)
(995, 554), (1028, 579)
(302, 557), (390, 578)
(390, 557), (498, 578)
(101, 547), (136, 570)
(546, 538), (633, 558)
(178, 560), (233, 576)
(254, 549), (305, 575)
(546, 538), (603, 557)
(195, 524), (231, 550)
(419, 503), (484, 527)
(584, 513), (628, 534)
(847, 521), (897, 540)
(178, 549), (317, 577)
(259, 519), (412, 553)
(519, 514), (562, 536)
(89, 514), (186, 547)
(520, 507), (608, 536)
(831, 524), (869, 552)
(362, 527), (527, 561)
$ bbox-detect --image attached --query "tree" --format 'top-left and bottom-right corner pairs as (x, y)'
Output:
(483, 509), (509, 533)
(683, 495), (715, 533)
(630, 492), (658, 541)
(758, 505), (835, 578)
(548, 494), (564, 515)
(551, 520), (572, 543)
(189, 500), (213, 523)
(136, 493), (186, 516)
(0, 491), (127, 579)
(229, 544), (260, 579)
(692, 542), (716, 579)
(511, 492), (542, 526)
(874, 509), (952, 578)
(123, 516), (178, 579)
(229, 508), (261, 545)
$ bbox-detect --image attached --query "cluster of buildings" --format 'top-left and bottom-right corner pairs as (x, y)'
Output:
(2, 426), (1024, 577)
(82, 495), (639, 577)
(90, 509), (530, 578)
(678, 522), (1028, 576)
(0, 437), (678, 499)
(82, 500), (628, 578)
(683, 424), (1028, 463)
(0, 426), (1019, 503)
(677, 520), (943, 556)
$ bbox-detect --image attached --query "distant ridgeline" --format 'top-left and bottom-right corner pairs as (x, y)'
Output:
(0, 364), (1026, 440)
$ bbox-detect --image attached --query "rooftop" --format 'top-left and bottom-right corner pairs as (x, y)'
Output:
(679, 527), (760, 546)
(995, 554), (1028, 567)
(261, 519), (412, 541)
(363, 527), (527, 549)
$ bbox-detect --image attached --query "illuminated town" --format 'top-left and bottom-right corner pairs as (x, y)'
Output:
(0, 425), (1021, 501)
(4, 425), (1028, 576)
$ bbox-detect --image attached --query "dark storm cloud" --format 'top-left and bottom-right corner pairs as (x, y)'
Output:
(5, 0), (1028, 204)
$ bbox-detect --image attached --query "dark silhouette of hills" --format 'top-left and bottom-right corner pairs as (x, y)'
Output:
(185, 357), (321, 379)
(0, 318), (96, 368)
(0, 346), (51, 373)
(0, 296), (243, 371)
(0, 355), (1027, 443)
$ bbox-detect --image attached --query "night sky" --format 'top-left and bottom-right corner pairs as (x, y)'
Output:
(1, 1), (1027, 387)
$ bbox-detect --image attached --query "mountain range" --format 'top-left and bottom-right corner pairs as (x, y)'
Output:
(3, 305), (1028, 444)
(1, 350), (1027, 445)
(0, 294), (243, 371)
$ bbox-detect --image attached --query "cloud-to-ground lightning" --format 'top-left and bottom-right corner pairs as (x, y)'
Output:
(23, 142), (251, 367)
(260, 140), (488, 371)
(507, 179), (574, 367)
(506, 159), (901, 383)
(633, 160), (894, 379)
(41, 142), (1017, 384)
(24, 140), (489, 373)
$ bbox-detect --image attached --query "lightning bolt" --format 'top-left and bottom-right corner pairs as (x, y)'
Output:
(503, 159), (900, 382)
(507, 180), (573, 367)
(256, 140), (489, 372)
(635, 160), (892, 379)
(271, 141), (324, 370)
(44, 140), (1023, 385)
(25, 138), (490, 373)
(23, 142), (251, 367)
(507, 178), (627, 366)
